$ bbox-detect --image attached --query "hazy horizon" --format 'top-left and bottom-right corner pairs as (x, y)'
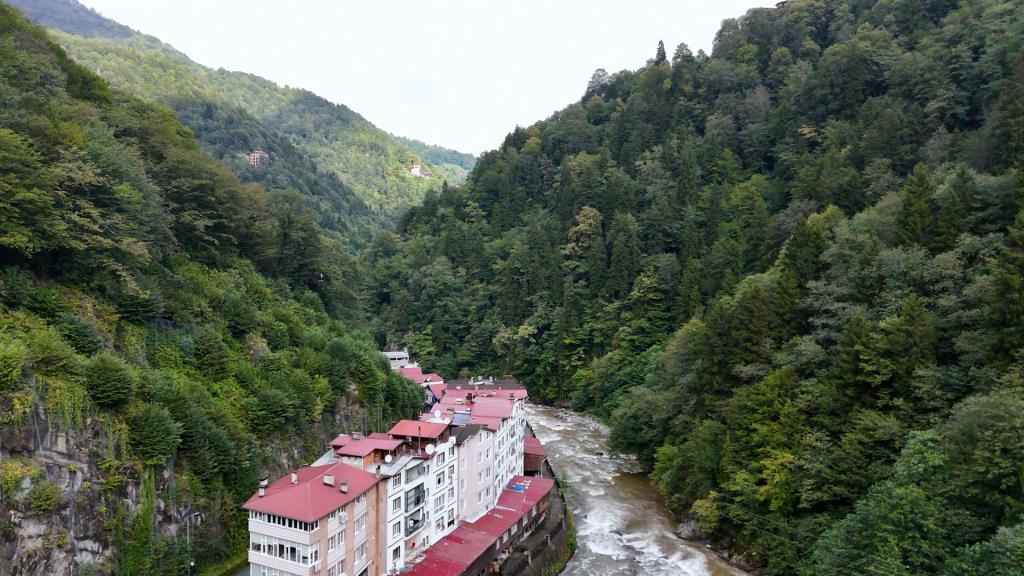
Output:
(80, 0), (765, 155)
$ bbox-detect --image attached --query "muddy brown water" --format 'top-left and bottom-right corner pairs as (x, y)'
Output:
(527, 403), (746, 576)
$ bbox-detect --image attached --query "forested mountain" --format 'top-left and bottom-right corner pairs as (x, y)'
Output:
(394, 136), (477, 171)
(0, 4), (422, 573)
(366, 0), (1024, 573)
(7, 0), (472, 244)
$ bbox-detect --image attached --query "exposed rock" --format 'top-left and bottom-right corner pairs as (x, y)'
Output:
(675, 518), (706, 541)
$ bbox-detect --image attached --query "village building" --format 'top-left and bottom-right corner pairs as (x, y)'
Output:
(245, 149), (269, 167)
(244, 366), (541, 576)
(243, 461), (383, 576)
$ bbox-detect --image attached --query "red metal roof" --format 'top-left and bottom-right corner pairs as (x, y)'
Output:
(524, 437), (546, 457)
(388, 419), (448, 439)
(397, 365), (426, 383)
(468, 415), (503, 431)
(335, 437), (404, 457)
(329, 434), (351, 449)
(405, 476), (555, 576)
(243, 462), (379, 523)
(397, 365), (445, 385)
(442, 387), (528, 400)
(428, 382), (447, 402)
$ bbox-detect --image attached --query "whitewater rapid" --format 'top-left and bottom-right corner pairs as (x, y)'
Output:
(526, 403), (746, 576)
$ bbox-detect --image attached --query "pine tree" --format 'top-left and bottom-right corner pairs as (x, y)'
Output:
(934, 166), (975, 251)
(83, 353), (135, 409)
(898, 164), (935, 247)
(831, 315), (875, 408)
(607, 212), (643, 298)
(987, 208), (1024, 363)
(655, 40), (667, 65)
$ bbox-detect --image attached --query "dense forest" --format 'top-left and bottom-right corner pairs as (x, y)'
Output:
(0, 4), (423, 573)
(8, 0), (474, 246)
(366, 0), (1024, 573)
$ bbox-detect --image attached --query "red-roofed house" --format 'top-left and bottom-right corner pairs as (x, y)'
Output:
(524, 437), (547, 476)
(387, 420), (448, 440)
(244, 461), (384, 576)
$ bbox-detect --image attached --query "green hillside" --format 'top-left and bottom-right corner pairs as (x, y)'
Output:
(394, 134), (476, 181)
(8, 0), (467, 237)
(367, 1), (1024, 574)
(0, 3), (422, 573)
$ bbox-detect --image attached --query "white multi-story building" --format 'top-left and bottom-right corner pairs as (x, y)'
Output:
(381, 348), (410, 370)
(266, 378), (531, 576)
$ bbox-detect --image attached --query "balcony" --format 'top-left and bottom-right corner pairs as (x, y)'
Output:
(247, 550), (317, 576)
(405, 512), (426, 537)
(405, 463), (426, 483)
(404, 485), (426, 513)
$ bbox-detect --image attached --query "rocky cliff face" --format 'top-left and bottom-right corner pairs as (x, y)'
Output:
(1, 393), (369, 575)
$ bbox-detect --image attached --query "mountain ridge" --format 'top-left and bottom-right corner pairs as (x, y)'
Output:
(7, 0), (475, 243)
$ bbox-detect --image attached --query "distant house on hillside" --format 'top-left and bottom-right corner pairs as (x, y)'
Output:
(244, 149), (269, 167)
(409, 163), (429, 177)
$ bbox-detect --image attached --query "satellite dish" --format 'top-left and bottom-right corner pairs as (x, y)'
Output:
(434, 410), (442, 419)
(384, 454), (393, 463)
(425, 444), (436, 455)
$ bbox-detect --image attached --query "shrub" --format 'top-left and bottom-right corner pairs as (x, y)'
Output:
(83, 353), (135, 409)
(44, 377), (91, 430)
(193, 326), (230, 381)
(128, 403), (181, 464)
(56, 314), (102, 355)
(26, 480), (62, 515)
(0, 459), (39, 503)
(0, 334), (27, 392)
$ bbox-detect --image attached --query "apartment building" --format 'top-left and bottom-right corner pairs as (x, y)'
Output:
(245, 377), (532, 576)
(243, 461), (383, 576)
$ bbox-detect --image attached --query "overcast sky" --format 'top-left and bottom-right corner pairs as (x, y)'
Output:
(81, 1), (763, 155)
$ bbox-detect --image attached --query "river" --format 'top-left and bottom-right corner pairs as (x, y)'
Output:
(526, 403), (746, 576)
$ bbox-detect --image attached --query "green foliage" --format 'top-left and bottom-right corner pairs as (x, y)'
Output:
(26, 480), (62, 515)
(0, 333), (27, 391)
(43, 377), (91, 430)
(363, 1), (1024, 574)
(127, 403), (181, 465)
(83, 353), (135, 409)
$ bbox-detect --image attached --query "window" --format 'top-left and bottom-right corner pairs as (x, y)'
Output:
(436, 472), (445, 487)
(434, 495), (444, 512)
(391, 476), (402, 490)
(392, 497), (402, 513)
(357, 543), (367, 563)
(356, 514), (367, 533)
(392, 546), (401, 561)
(435, 517), (444, 531)
(447, 488), (454, 501)
(328, 534), (337, 552)
(392, 521), (402, 537)
(438, 451), (446, 464)
(448, 465), (455, 478)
